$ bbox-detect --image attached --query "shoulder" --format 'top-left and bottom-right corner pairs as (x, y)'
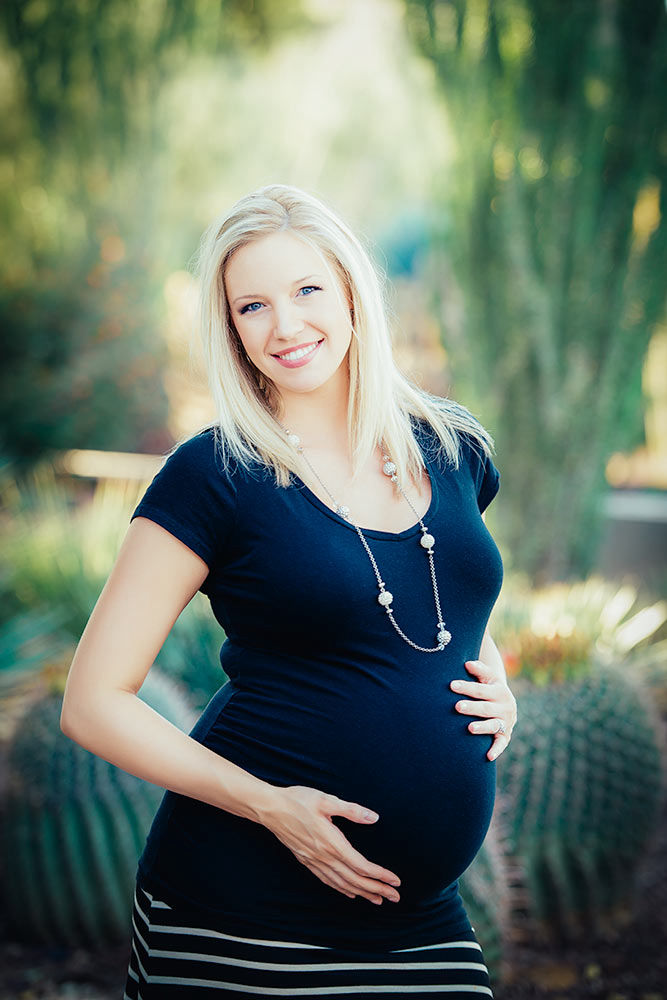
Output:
(156, 425), (239, 487)
(130, 425), (239, 575)
(456, 430), (501, 514)
(411, 410), (500, 514)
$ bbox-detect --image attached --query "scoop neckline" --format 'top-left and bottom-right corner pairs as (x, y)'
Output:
(291, 435), (440, 541)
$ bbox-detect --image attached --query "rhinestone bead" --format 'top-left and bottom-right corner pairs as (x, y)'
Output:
(336, 504), (350, 519)
(287, 433), (301, 448)
(378, 590), (393, 606)
(420, 533), (435, 550)
(383, 461), (397, 477)
(438, 629), (452, 646)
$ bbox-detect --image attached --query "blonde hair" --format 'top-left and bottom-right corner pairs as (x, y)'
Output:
(190, 183), (495, 490)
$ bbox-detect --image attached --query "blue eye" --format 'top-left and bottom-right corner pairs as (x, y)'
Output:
(238, 286), (321, 315)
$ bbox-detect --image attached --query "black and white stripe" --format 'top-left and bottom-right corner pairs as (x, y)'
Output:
(124, 883), (493, 998)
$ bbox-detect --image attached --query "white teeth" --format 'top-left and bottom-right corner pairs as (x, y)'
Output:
(276, 342), (319, 362)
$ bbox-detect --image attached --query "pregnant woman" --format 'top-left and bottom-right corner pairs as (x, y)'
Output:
(61, 183), (517, 997)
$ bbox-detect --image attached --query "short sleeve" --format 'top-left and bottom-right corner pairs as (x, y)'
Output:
(459, 431), (501, 514)
(130, 429), (237, 574)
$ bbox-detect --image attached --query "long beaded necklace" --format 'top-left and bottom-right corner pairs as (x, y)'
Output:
(280, 423), (452, 653)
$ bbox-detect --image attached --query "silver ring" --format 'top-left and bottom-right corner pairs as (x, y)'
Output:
(496, 720), (506, 736)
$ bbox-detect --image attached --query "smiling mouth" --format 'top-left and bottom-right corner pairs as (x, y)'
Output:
(272, 339), (324, 361)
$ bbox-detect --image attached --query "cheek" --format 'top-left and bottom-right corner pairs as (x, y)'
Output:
(327, 305), (352, 344)
(235, 320), (267, 355)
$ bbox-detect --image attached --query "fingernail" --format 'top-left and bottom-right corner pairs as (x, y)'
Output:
(364, 811), (379, 821)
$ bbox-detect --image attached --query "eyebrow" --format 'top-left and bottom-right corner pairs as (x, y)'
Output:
(232, 274), (324, 305)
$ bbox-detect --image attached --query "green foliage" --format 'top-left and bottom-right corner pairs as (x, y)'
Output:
(0, 669), (196, 946)
(490, 574), (667, 685)
(156, 596), (229, 711)
(2, 460), (230, 708)
(404, 0), (667, 580)
(1, 462), (139, 635)
(0, 0), (312, 462)
(497, 665), (665, 940)
(0, 0), (310, 165)
(0, 256), (171, 464)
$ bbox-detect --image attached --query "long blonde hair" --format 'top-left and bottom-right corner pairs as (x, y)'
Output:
(190, 183), (495, 489)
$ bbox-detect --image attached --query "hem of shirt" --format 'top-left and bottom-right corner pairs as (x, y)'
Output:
(135, 862), (474, 953)
(130, 503), (215, 570)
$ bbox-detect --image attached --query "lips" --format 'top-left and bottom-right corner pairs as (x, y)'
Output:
(271, 338), (325, 369)
(271, 339), (323, 358)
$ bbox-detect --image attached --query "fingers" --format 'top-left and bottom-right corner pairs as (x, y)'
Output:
(326, 796), (380, 825)
(272, 788), (403, 906)
(467, 718), (506, 736)
(328, 856), (402, 905)
(465, 717), (512, 760)
(302, 836), (402, 905)
(464, 659), (498, 681)
(487, 730), (510, 761)
(309, 859), (398, 904)
(451, 679), (497, 698)
(455, 699), (498, 718)
(324, 799), (402, 904)
(327, 816), (401, 887)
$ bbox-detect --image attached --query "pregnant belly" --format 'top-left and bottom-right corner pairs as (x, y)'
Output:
(196, 679), (496, 904)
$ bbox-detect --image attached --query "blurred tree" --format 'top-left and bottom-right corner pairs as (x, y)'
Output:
(0, 0), (309, 462)
(404, 0), (667, 582)
(0, 256), (171, 467)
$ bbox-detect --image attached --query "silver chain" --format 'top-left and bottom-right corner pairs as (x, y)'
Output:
(281, 424), (451, 653)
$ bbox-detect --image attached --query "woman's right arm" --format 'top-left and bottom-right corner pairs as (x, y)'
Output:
(61, 516), (402, 904)
(60, 516), (280, 825)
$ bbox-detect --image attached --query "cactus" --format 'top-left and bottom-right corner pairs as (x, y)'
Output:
(497, 664), (666, 941)
(458, 809), (513, 985)
(0, 669), (196, 946)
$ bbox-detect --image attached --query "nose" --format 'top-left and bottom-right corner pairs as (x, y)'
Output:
(273, 299), (305, 338)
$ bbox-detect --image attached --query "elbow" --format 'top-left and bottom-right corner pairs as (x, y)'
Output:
(60, 692), (90, 745)
(59, 697), (78, 740)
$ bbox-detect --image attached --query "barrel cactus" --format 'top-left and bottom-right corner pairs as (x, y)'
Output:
(0, 669), (196, 946)
(497, 664), (666, 941)
(458, 810), (513, 984)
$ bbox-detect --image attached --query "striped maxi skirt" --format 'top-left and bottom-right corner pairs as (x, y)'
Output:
(124, 881), (494, 998)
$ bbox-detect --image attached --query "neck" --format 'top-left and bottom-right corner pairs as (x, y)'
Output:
(275, 370), (350, 451)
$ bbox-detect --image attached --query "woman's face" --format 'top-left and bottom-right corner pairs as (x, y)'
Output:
(224, 230), (353, 408)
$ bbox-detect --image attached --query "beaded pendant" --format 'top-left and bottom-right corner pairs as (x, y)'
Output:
(284, 428), (452, 653)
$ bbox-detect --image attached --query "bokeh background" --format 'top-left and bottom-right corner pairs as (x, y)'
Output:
(1, 0), (666, 996)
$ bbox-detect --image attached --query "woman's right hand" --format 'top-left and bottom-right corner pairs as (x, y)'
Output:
(262, 785), (402, 905)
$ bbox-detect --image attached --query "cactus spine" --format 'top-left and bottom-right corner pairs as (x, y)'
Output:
(1, 670), (195, 945)
(458, 811), (512, 984)
(497, 665), (665, 939)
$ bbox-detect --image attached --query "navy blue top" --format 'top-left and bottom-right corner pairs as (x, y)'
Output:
(130, 416), (503, 950)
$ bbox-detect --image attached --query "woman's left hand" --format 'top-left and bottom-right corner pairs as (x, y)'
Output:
(450, 659), (517, 761)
